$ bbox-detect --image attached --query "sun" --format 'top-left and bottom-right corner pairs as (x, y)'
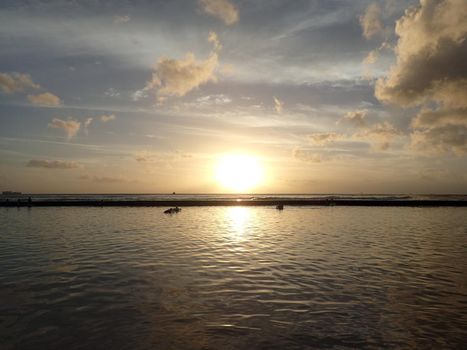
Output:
(215, 154), (264, 192)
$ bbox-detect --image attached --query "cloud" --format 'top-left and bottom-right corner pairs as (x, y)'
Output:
(142, 33), (220, 102)
(360, 3), (384, 39)
(355, 121), (401, 151)
(0, 72), (39, 94)
(340, 110), (368, 127)
(198, 94), (231, 104)
(113, 15), (130, 24)
(131, 89), (147, 101)
(83, 117), (93, 135)
(79, 174), (127, 183)
(48, 118), (81, 140)
(363, 49), (379, 65)
(411, 124), (467, 156)
(135, 156), (147, 162)
(273, 96), (284, 114)
(27, 92), (61, 106)
(362, 41), (394, 80)
(27, 159), (81, 169)
(375, 0), (467, 155)
(134, 150), (191, 165)
(104, 88), (120, 97)
(208, 31), (222, 51)
(308, 132), (339, 145)
(199, 0), (239, 25)
(412, 108), (467, 129)
(293, 148), (329, 163)
(410, 108), (467, 155)
(100, 114), (116, 122)
(375, 0), (467, 108)
(340, 109), (401, 150)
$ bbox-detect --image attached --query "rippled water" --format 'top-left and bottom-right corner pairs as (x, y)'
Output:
(1, 206), (466, 349)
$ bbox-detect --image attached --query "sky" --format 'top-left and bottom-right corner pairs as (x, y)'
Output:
(0, 0), (466, 194)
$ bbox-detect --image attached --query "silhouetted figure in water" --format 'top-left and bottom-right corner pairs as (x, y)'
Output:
(276, 204), (284, 210)
(164, 207), (182, 214)
(27, 197), (32, 207)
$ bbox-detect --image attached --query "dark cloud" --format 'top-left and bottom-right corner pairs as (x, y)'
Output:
(411, 124), (467, 156)
(27, 159), (81, 169)
(79, 174), (127, 183)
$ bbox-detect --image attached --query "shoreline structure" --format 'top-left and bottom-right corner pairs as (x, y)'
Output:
(2, 199), (467, 207)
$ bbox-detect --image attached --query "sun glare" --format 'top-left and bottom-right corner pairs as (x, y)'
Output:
(215, 154), (263, 192)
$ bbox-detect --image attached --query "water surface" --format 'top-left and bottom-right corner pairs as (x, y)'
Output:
(1, 206), (466, 349)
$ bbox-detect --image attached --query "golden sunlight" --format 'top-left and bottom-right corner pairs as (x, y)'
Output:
(215, 154), (263, 192)
(227, 207), (250, 236)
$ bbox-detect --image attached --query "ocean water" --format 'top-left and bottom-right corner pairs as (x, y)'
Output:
(1, 206), (466, 349)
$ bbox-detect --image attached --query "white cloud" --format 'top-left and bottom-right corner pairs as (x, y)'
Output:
(104, 88), (120, 97)
(83, 117), (93, 135)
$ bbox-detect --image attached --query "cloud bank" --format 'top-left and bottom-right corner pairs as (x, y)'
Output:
(375, 0), (467, 155)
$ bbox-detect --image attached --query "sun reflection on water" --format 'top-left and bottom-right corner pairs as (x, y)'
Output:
(227, 207), (250, 237)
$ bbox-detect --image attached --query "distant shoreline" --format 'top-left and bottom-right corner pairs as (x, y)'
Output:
(2, 199), (467, 207)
